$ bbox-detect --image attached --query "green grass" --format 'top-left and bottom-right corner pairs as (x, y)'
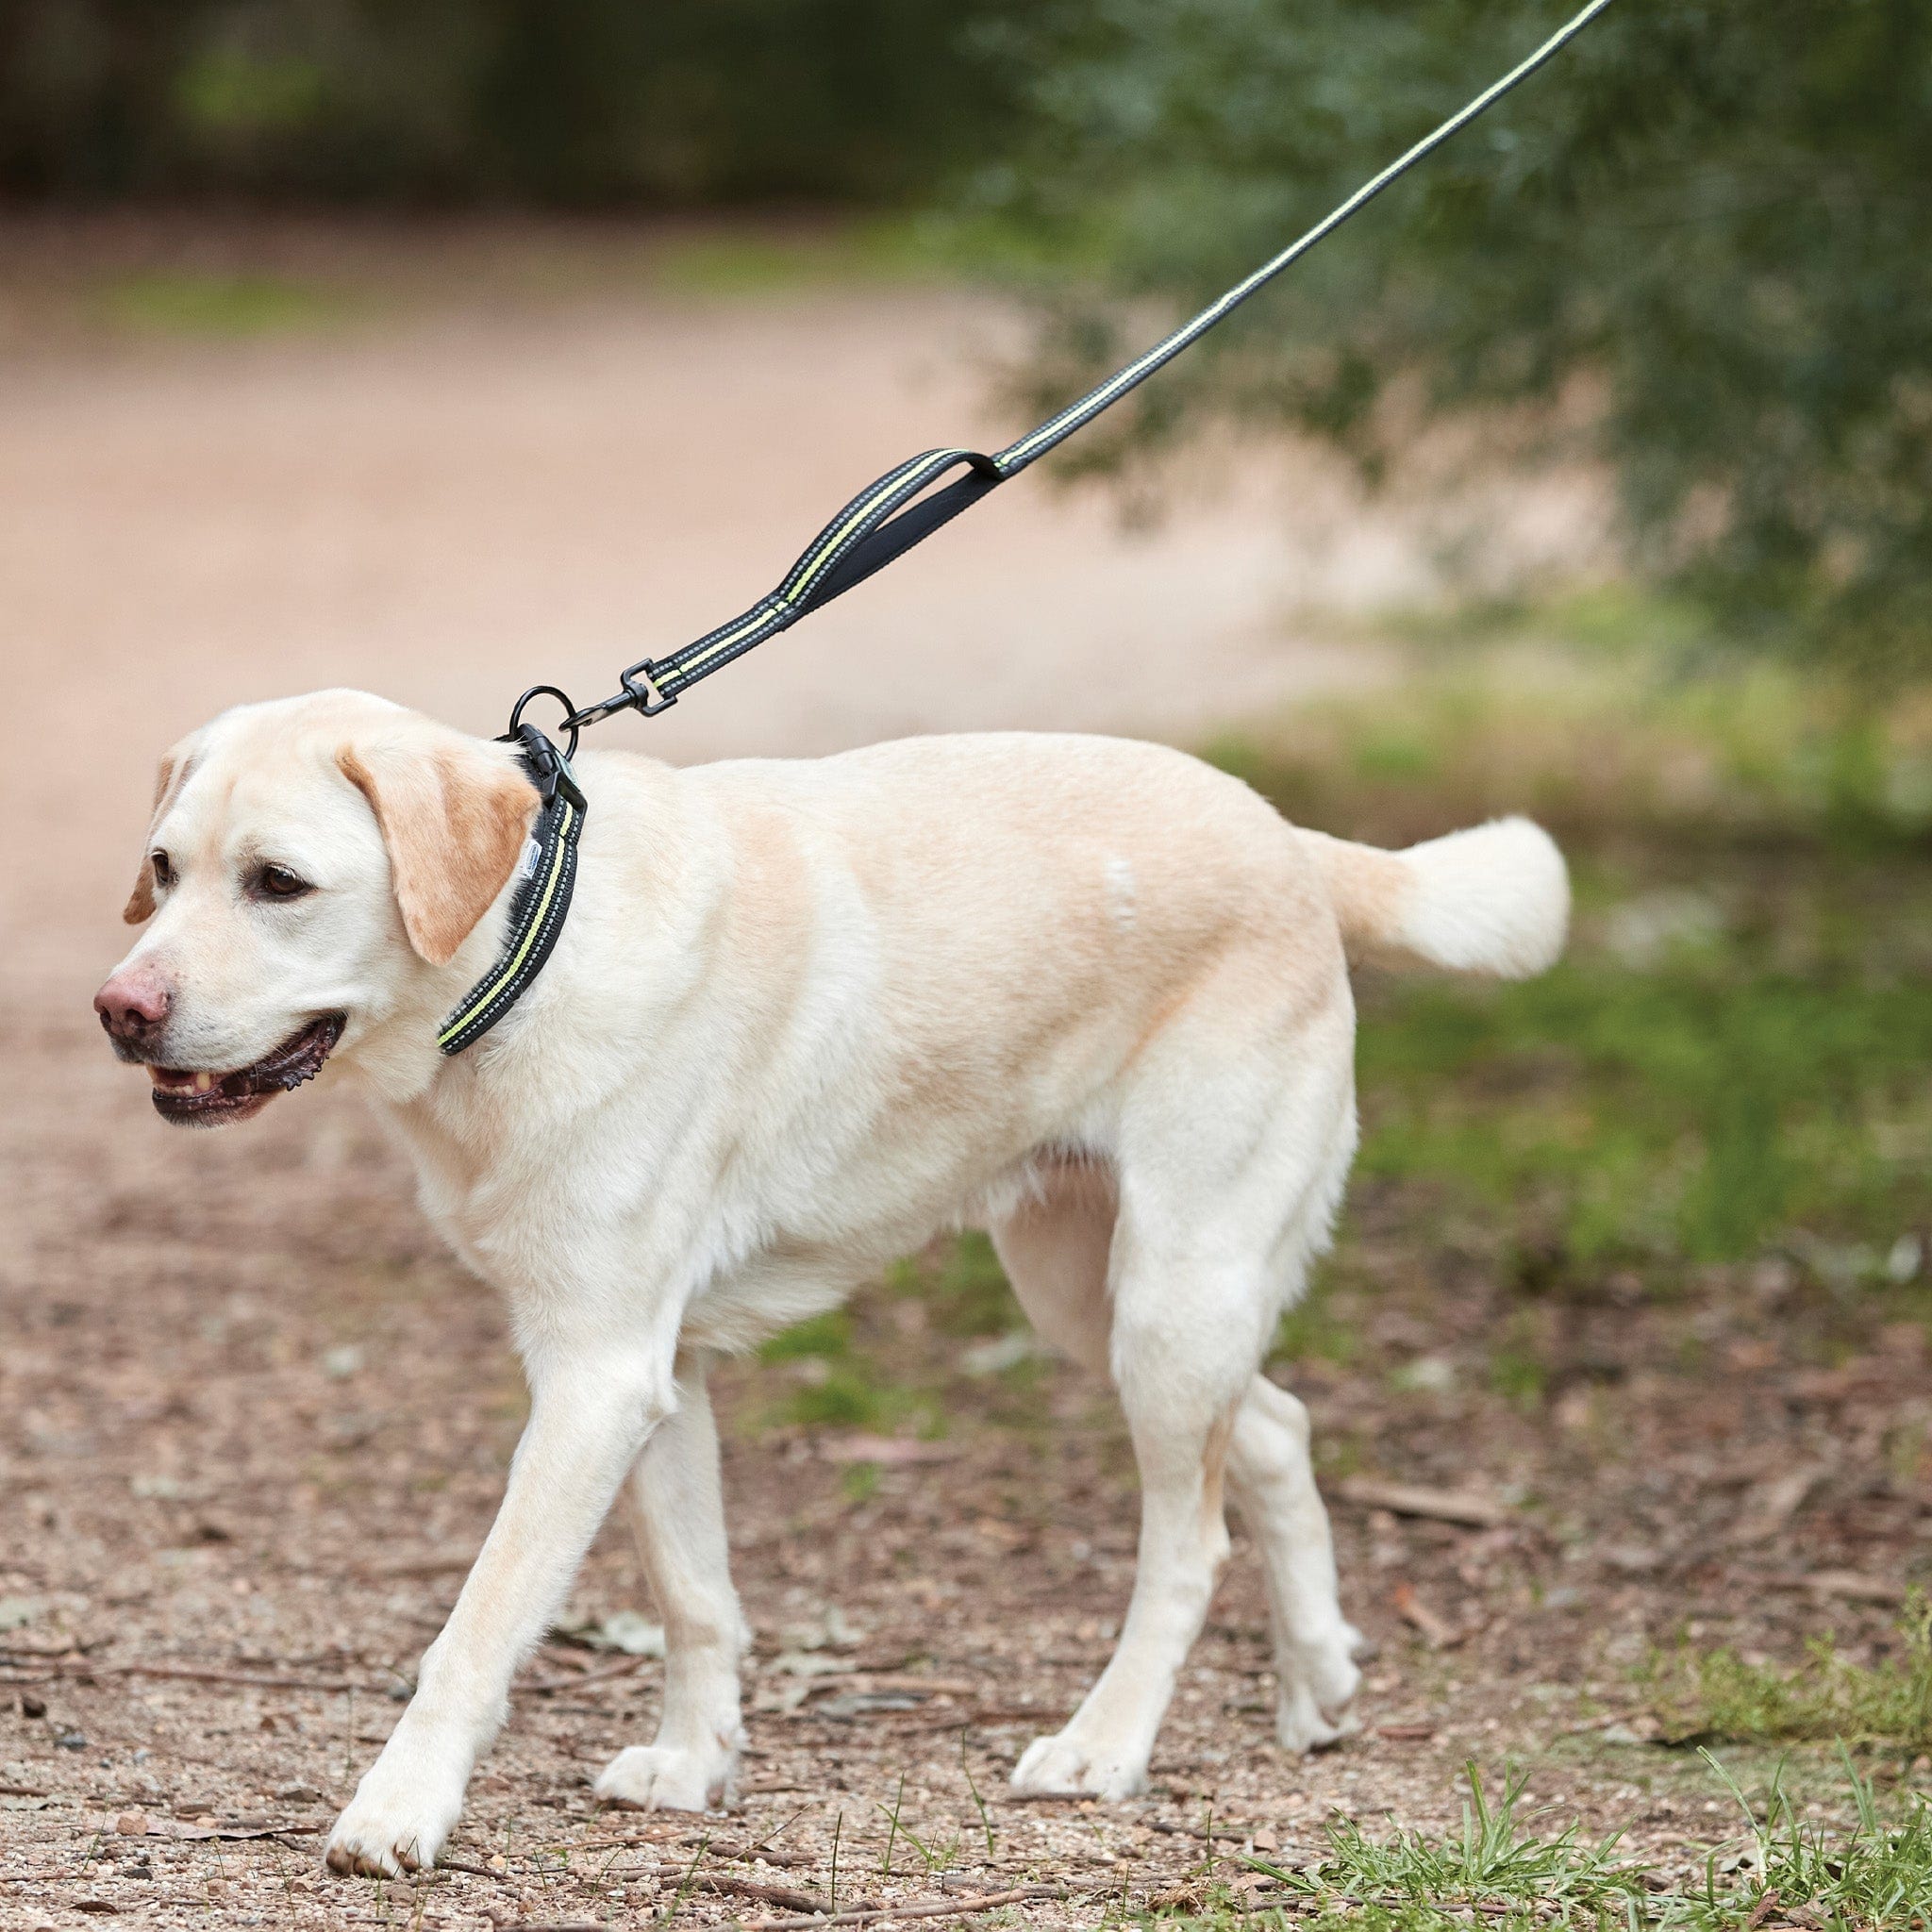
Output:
(96, 270), (358, 338)
(1214, 615), (1932, 1286)
(758, 1309), (855, 1363)
(889, 1231), (1022, 1338)
(1242, 1763), (1638, 1923)
(1146, 1757), (1932, 1930)
(1205, 616), (1932, 855)
(1643, 1596), (1932, 1750)
(1350, 927), (1932, 1270)
(1706, 1749), (1932, 1932)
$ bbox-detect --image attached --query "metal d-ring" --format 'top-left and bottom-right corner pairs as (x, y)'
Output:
(507, 685), (580, 762)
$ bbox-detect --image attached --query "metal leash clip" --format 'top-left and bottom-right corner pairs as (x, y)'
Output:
(503, 686), (588, 808)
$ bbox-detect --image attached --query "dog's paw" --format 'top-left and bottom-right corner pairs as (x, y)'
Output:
(325, 1759), (464, 1877)
(594, 1743), (734, 1813)
(1274, 1627), (1363, 1755)
(1010, 1728), (1148, 1801)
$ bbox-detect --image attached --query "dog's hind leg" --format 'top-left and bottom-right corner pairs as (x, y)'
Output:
(595, 1360), (747, 1812)
(998, 1159), (1250, 1798)
(1226, 1375), (1362, 1751)
(997, 1173), (1363, 1757)
(1007, 984), (1357, 1799)
(1008, 1221), (1257, 1799)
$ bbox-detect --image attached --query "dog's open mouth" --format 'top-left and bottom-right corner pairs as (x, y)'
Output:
(147, 1014), (345, 1127)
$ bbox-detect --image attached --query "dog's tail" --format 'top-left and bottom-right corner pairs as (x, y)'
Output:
(1300, 817), (1569, 977)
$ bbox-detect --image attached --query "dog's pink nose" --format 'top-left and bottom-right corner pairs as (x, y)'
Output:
(94, 966), (173, 1044)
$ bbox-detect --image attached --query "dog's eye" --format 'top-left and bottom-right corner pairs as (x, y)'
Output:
(151, 850), (174, 888)
(253, 863), (313, 901)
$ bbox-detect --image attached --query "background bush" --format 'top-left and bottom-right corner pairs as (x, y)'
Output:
(0, 0), (1022, 206)
(980, 0), (1932, 676)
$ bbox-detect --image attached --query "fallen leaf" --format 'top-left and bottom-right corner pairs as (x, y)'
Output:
(553, 1608), (666, 1657)
(767, 1650), (856, 1678)
(1728, 1465), (1828, 1545)
(115, 1816), (310, 1841)
(1756, 1567), (1907, 1606)
(777, 1605), (865, 1652)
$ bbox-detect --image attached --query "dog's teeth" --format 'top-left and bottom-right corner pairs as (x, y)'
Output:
(193, 1072), (215, 1093)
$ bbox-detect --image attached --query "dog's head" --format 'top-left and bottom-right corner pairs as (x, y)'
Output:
(95, 690), (538, 1125)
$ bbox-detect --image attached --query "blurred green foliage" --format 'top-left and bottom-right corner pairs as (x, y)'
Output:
(97, 267), (357, 334)
(1211, 611), (1932, 1279)
(978, 0), (1932, 674)
(1354, 931), (1932, 1270)
(0, 0), (1021, 206)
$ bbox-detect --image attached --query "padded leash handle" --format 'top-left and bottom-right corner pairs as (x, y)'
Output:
(565, 448), (1006, 729)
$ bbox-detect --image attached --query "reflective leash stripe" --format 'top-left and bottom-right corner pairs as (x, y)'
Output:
(559, 0), (1617, 738)
(632, 446), (1001, 708)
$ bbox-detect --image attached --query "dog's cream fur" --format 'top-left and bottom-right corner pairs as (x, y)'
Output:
(99, 690), (1568, 1875)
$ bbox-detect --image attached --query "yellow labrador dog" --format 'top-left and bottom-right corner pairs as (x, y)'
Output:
(96, 690), (1566, 1875)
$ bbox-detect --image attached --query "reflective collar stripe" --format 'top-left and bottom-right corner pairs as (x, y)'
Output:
(437, 777), (582, 1058)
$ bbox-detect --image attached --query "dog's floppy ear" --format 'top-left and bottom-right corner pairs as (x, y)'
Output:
(338, 729), (537, 967)
(124, 739), (199, 924)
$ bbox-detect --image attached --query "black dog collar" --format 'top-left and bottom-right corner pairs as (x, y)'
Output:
(436, 724), (586, 1057)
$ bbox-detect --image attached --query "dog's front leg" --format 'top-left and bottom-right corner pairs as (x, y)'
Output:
(325, 1345), (670, 1877)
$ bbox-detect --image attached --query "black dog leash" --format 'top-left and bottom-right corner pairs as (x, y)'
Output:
(542, 0), (1618, 749)
(448, 0), (1616, 1055)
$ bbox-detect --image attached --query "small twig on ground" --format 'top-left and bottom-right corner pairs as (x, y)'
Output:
(517, 1654), (644, 1696)
(1746, 1567), (1907, 1606)
(1335, 1476), (1511, 1529)
(743, 1881), (1069, 1929)
(364, 1549), (478, 1579)
(1727, 1465), (1829, 1546)
(1147, 1818), (1265, 1842)
(1391, 1580), (1462, 1650)
(680, 1870), (826, 1911)
(4, 1659), (374, 1693)
(819, 1673), (980, 1699)
(575, 1861), (825, 1911)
